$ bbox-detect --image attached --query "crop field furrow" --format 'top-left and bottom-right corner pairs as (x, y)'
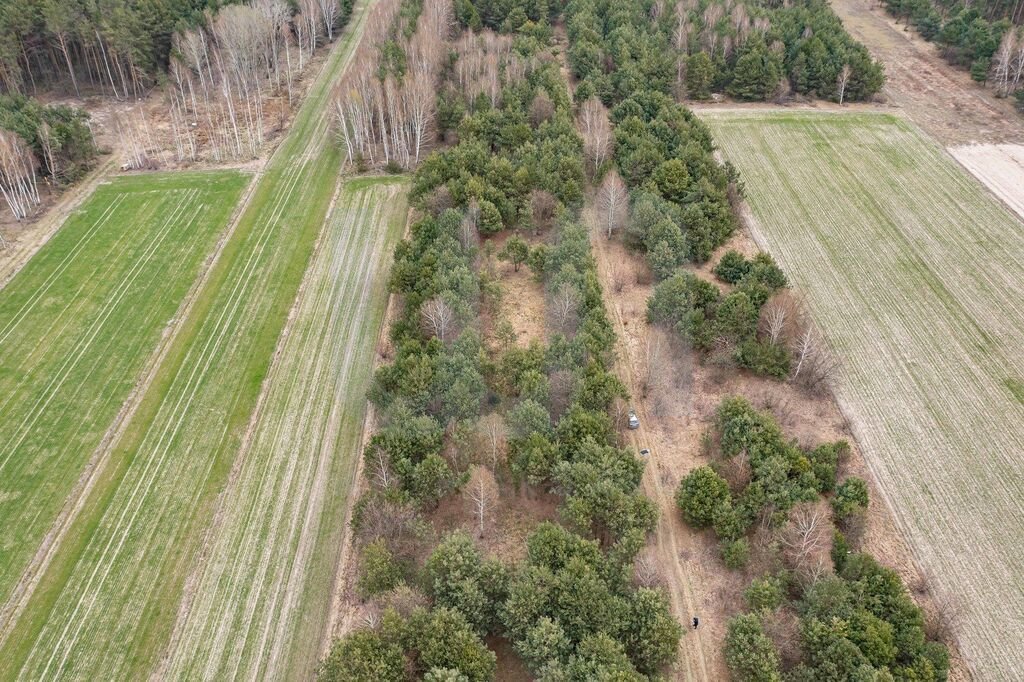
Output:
(0, 1), (378, 677)
(0, 173), (248, 620)
(162, 179), (407, 681)
(704, 110), (1024, 680)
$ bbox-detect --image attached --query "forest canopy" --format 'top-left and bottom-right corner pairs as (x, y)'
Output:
(565, 0), (885, 104)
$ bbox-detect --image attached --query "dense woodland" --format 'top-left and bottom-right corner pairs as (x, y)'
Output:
(0, 0), (221, 96)
(0, 0), (352, 98)
(315, 0), (956, 681)
(0, 95), (94, 220)
(321, 0), (681, 679)
(163, 0), (356, 162)
(565, 0), (885, 103)
(882, 0), (1024, 107)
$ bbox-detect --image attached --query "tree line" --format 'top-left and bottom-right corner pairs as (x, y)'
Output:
(333, 0), (451, 170)
(319, 0), (685, 678)
(677, 398), (951, 681)
(0, 0), (220, 98)
(0, 0), (353, 99)
(0, 94), (95, 220)
(565, 0), (884, 104)
(163, 0), (355, 163)
(883, 0), (1024, 108)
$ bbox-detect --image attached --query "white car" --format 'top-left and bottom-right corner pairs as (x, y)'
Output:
(627, 411), (640, 429)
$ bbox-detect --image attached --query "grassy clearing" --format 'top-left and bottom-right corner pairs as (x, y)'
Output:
(161, 178), (408, 681)
(0, 1), (376, 678)
(703, 110), (1024, 680)
(0, 171), (248, 612)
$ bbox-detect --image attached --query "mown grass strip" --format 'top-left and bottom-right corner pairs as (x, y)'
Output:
(0, 1), (377, 678)
(703, 110), (1024, 680)
(0, 171), (248, 613)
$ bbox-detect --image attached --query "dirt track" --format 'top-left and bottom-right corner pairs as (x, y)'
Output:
(829, 0), (1024, 145)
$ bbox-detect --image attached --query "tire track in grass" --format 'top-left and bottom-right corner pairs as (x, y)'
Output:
(0, 192), (201, 468)
(35, 149), (314, 681)
(160, 181), (406, 681)
(32, 123), (322, 677)
(0, 193), (126, 345)
(0, 2), (379, 678)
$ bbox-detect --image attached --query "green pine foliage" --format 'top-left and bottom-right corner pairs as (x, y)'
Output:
(333, 12), (685, 680)
(565, 0), (884, 104)
(676, 397), (846, 564)
(0, 94), (95, 183)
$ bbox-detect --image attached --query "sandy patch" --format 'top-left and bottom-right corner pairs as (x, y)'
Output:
(950, 144), (1024, 223)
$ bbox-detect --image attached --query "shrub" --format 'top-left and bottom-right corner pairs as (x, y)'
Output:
(714, 250), (750, 284)
(725, 613), (782, 682)
(735, 339), (791, 378)
(358, 540), (403, 596)
(745, 575), (784, 611)
(832, 477), (869, 520)
(715, 291), (759, 342)
(676, 466), (731, 528)
(744, 253), (788, 290)
(478, 200), (503, 235)
(721, 537), (750, 569)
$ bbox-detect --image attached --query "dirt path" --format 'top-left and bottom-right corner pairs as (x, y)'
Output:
(829, 0), (1024, 145)
(587, 206), (723, 681)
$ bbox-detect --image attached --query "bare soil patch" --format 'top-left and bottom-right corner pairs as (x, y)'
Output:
(483, 232), (548, 349)
(950, 143), (1024, 222)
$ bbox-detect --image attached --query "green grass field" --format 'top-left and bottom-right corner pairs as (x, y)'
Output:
(704, 110), (1024, 679)
(0, 171), (247, 615)
(162, 178), (408, 681)
(0, 0), (377, 677)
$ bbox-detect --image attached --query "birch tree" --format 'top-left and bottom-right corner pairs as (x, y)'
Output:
(779, 504), (829, 571)
(597, 170), (628, 238)
(836, 63), (852, 105)
(578, 97), (612, 176)
(422, 296), (456, 342)
(791, 320), (838, 392)
(0, 131), (41, 221)
(464, 466), (498, 537)
(993, 31), (1016, 96)
(476, 414), (507, 471)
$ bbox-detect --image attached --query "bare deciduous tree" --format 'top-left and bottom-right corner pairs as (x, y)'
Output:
(477, 413), (507, 471)
(0, 130), (41, 220)
(836, 63), (853, 105)
(779, 503), (829, 570)
(369, 443), (394, 489)
(530, 90), (555, 126)
(759, 291), (800, 344)
(334, 0), (454, 170)
(791, 320), (839, 392)
(597, 170), (628, 239)
(464, 465), (498, 537)
(422, 296), (456, 342)
(529, 189), (558, 235)
(634, 548), (664, 588)
(550, 284), (581, 333)
(578, 97), (612, 176)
